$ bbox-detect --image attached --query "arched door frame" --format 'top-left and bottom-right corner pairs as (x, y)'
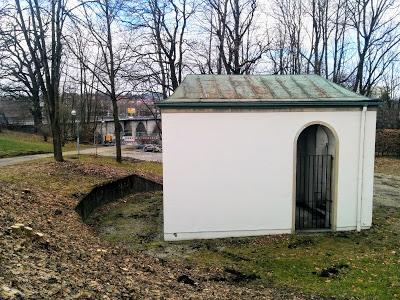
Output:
(291, 121), (340, 232)
(136, 121), (147, 136)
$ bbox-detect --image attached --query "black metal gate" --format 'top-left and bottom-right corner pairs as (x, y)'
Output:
(295, 154), (333, 230)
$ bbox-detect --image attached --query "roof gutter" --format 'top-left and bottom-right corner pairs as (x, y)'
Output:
(157, 100), (381, 109)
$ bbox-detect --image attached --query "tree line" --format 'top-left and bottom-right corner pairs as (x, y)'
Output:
(0, 0), (399, 162)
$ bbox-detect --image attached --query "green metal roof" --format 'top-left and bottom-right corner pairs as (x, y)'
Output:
(158, 74), (380, 109)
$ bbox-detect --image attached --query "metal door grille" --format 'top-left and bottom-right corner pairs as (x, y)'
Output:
(295, 154), (333, 230)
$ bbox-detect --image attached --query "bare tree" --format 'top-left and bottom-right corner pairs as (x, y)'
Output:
(305, 0), (331, 76)
(349, 0), (400, 95)
(63, 36), (101, 141)
(331, 0), (350, 83)
(12, 0), (68, 161)
(139, 0), (195, 97)
(204, 0), (267, 74)
(0, 16), (42, 132)
(67, 0), (135, 162)
(382, 63), (400, 99)
(270, 0), (305, 74)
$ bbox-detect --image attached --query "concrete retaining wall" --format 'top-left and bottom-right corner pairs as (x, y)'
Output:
(76, 174), (163, 220)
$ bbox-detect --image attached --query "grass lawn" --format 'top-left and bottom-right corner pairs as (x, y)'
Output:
(0, 130), (89, 158)
(78, 155), (163, 180)
(0, 155), (162, 197)
(88, 156), (400, 300)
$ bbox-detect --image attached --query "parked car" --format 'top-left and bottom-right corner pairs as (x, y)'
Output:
(136, 143), (145, 150)
(153, 145), (162, 152)
(142, 144), (162, 152)
(143, 144), (155, 152)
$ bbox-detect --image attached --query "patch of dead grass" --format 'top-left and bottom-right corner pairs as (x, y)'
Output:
(0, 157), (287, 300)
(375, 156), (400, 176)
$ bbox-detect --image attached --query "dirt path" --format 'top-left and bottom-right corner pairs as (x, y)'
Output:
(374, 173), (400, 207)
(0, 145), (162, 167)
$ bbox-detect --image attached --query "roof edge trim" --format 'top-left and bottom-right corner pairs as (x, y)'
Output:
(157, 100), (381, 109)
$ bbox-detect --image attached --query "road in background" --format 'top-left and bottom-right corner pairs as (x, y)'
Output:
(0, 145), (162, 167)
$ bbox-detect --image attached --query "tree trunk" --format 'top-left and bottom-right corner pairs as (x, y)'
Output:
(31, 94), (42, 133)
(353, 53), (365, 93)
(52, 117), (64, 162)
(169, 60), (179, 90)
(50, 89), (64, 161)
(232, 0), (240, 74)
(111, 97), (122, 163)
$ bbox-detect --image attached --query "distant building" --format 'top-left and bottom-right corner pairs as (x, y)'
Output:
(0, 92), (163, 134)
(0, 98), (35, 126)
(96, 115), (161, 144)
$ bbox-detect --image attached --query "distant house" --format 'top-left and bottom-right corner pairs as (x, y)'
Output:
(0, 98), (34, 126)
(159, 74), (379, 241)
(0, 111), (7, 127)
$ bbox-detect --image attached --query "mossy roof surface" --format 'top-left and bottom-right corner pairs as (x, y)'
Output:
(158, 74), (379, 108)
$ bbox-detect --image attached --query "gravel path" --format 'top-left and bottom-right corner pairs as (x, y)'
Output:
(374, 173), (400, 207)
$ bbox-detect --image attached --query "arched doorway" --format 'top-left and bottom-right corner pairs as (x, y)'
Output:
(136, 122), (146, 137)
(295, 124), (337, 230)
(124, 122), (132, 136)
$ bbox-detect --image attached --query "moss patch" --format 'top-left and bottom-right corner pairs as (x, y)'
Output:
(186, 208), (400, 299)
(87, 192), (163, 246)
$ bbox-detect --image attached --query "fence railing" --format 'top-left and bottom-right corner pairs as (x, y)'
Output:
(296, 154), (333, 230)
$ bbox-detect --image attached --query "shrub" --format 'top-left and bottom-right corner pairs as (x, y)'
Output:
(375, 129), (400, 156)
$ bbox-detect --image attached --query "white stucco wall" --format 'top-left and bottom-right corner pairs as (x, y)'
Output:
(162, 109), (376, 241)
(360, 110), (377, 229)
